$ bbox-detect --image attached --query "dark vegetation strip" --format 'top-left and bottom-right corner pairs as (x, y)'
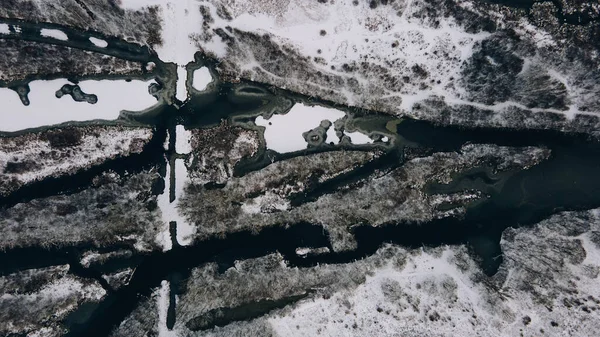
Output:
(233, 144), (392, 178)
(287, 149), (404, 207)
(0, 242), (140, 277)
(185, 293), (310, 331)
(0, 127), (167, 209)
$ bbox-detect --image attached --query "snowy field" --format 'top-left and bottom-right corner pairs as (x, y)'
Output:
(0, 79), (158, 132)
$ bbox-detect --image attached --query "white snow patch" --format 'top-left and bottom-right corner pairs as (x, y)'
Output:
(197, 1), (590, 128)
(295, 247), (312, 256)
(0, 23), (9, 34)
(399, 90), (436, 111)
(326, 127), (339, 145)
(79, 250), (133, 268)
(515, 20), (557, 49)
(80, 252), (103, 268)
(577, 232), (600, 276)
(118, 0), (166, 10)
(89, 36), (108, 48)
(163, 131), (170, 151)
(102, 268), (134, 286)
(241, 192), (290, 214)
(118, 1), (202, 65)
(268, 248), (485, 336)
(295, 246), (330, 257)
(40, 28), (68, 41)
(39, 277), (105, 301)
(202, 0), (490, 99)
(344, 130), (372, 144)
(28, 327), (54, 337)
(157, 281), (177, 337)
(175, 125), (192, 154)
(156, 158), (174, 251)
(0, 128), (152, 193)
(0, 79), (158, 132)
(192, 67), (213, 91)
(255, 103), (346, 153)
(176, 66), (188, 102)
(443, 95), (591, 120)
(156, 157), (194, 250)
(174, 159), (194, 245)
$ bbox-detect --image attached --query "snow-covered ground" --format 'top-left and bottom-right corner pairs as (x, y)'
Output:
(344, 130), (372, 145)
(110, 0), (600, 133)
(195, 0), (490, 110)
(175, 125), (193, 154)
(118, 0), (204, 106)
(192, 67), (213, 91)
(255, 103), (386, 153)
(173, 158), (194, 245)
(266, 209), (600, 336)
(157, 281), (177, 337)
(0, 126), (153, 196)
(156, 158), (174, 251)
(0, 79), (158, 132)
(1, 265), (107, 337)
(136, 207), (598, 337)
(75, 0), (200, 64)
(269, 249), (478, 337)
(109, 0), (598, 133)
(176, 66), (189, 102)
(255, 103), (345, 153)
(295, 246), (330, 257)
(0, 23), (9, 34)
(156, 125), (195, 250)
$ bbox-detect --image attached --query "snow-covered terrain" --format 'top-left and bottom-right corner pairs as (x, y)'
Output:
(156, 125), (195, 250)
(176, 66), (189, 102)
(198, 0), (600, 133)
(0, 79), (158, 132)
(0, 170), (163, 251)
(192, 67), (213, 91)
(178, 143), (549, 251)
(3, 1), (600, 336)
(140, 208), (598, 337)
(109, 0), (600, 134)
(175, 125), (193, 154)
(0, 1), (162, 47)
(158, 158), (195, 249)
(255, 103), (346, 153)
(0, 125), (153, 196)
(1, 265), (106, 337)
(266, 209), (600, 337)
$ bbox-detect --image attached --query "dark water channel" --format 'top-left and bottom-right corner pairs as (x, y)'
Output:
(0, 18), (155, 64)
